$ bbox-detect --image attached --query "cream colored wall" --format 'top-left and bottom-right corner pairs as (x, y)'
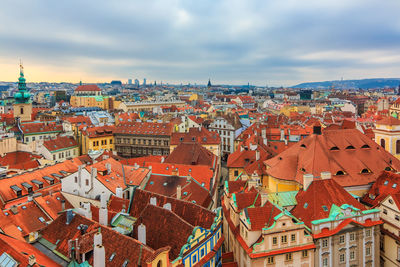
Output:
(0, 136), (17, 156)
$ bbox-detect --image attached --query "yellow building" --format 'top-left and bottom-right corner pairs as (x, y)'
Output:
(70, 84), (117, 110)
(389, 98), (400, 118)
(80, 125), (115, 154)
(374, 116), (400, 160)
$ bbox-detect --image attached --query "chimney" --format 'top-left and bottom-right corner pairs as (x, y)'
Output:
(99, 207), (108, 226)
(161, 157), (165, 163)
(105, 163), (111, 175)
(93, 244), (105, 267)
(115, 187), (123, 198)
(100, 192), (107, 209)
(256, 150), (260, 161)
(150, 197), (157, 205)
(260, 192), (268, 206)
(10, 205), (18, 215)
(27, 193), (33, 202)
(248, 179), (257, 190)
(240, 145), (244, 152)
(61, 199), (65, 211)
(78, 165), (83, 187)
(321, 171), (331, 180)
(138, 223), (146, 245)
(303, 174), (314, 191)
(28, 255), (36, 266)
(94, 229), (102, 247)
(313, 125), (322, 135)
(261, 128), (266, 139)
(177, 185), (182, 199)
(280, 128), (285, 141)
(134, 163), (139, 170)
(91, 167), (98, 180)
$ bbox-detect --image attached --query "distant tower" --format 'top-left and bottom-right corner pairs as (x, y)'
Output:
(13, 61), (32, 122)
(143, 78), (147, 86)
(207, 78), (212, 88)
(128, 79), (132, 85)
(397, 83), (400, 96)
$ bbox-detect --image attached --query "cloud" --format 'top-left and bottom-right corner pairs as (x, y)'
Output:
(0, 0), (400, 85)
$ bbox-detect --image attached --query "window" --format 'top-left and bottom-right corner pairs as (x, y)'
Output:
(366, 229), (371, 237)
(110, 139), (113, 144)
(350, 251), (355, 260)
(381, 139), (386, 149)
(20, 107), (24, 114)
(74, 176), (77, 183)
(396, 140), (400, 154)
(192, 255), (197, 264)
(396, 215), (400, 221)
(340, 253), (345, 263)
(323, 258), (328, 266)
(267, 256), (274, 264)
(272, 237), (277, 245)
(397, 247), (400, 261)
(350, 233), (355, 241)
(291, 234), (296, 242)
(285, 253), (292, 261)
(234, 170), (239, 177)
(383, 209), (388, 215)
(93, 141), (96, 146)
(339, 235), (345, 244)
(281, 235), (287, 244)
(322, 239), (328, 248)
(302, 250), (308, 258)
(53, 155), (56, 160)
(85, 179), (89, 186)
(201, 248), (204, 257)
(366, 246), (371, 256)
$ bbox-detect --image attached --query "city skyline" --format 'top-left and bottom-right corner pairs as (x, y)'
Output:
(1, 0), (400, 86)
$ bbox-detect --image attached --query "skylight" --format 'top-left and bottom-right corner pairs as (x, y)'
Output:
(304, 203), (308, 208)
(393, 184), (397, 188)
(384, 180), (389, 186)
(322, 205), (328, 211)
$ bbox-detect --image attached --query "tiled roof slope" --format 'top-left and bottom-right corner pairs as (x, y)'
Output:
(114, 121), (173, 136)
(75, 84), (101, 92)
(165, 142), (216, 167)
(43, 136), (78, 152)
(265, 129), (400, 188)
(361, 171), (400, 207)
(170, 127), (221, 145)
(291, 179), (365, 227)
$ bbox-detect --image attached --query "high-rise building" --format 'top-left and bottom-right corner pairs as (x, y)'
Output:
(143, 78), (146, 86)
(128, 79), (132, 84)
(134, 79), (139, 86)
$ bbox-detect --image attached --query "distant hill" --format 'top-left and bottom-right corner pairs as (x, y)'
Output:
(292, 78), (400, 89)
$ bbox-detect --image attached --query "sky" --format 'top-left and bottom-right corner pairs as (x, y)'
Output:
(1, 0), (400, 86)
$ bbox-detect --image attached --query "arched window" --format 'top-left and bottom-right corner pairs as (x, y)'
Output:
(335, 170), (345, 176)
(157, 260), (162, 267)
(20, 107), (24, 114)
(396, 140), (400, 154)
(381, 139), (386, 149)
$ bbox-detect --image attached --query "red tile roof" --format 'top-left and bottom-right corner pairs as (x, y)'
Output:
(376, 116), (400, 126)
(133, 204), (194, 260)
(81, 125), (115, 138)
(265, 129), (400, 188)
(0, 151), (41, 170)
(18, 122), (63, 135)
(63, 115), (92, 125)
(74, 84), (101, 92)
(166, 142), (217, 167)
(115, 121), (173, 136)
(34, 191), (73, 220)
(245, 201), (281, 230)
(291, 179), (366, 227)
(170, 127), (220, 145)
(0, 233), (61, 266)
(43, 136), (78, 152)
(361, 171), (400, 207)
(39, 211), (158, 266)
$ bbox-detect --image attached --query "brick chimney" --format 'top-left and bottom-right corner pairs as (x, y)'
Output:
(138, 223), (146, 245)
(28, 255), (36, 266)
(177, 185), (182, 199)
(115, 186), (123, 198)
(321, 171), (331, 180)
(303, 174), (314, 191)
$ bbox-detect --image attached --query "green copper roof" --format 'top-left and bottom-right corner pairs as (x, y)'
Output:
(14, 63), (31, 104)
(268, 191), (298, 207)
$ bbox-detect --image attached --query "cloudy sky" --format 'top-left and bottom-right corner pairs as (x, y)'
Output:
(1, 0), (400, 86)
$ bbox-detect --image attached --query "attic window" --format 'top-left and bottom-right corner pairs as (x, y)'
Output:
(109, 252), (116, 262)
(122, 260), (129, 267)
(393, 183), (397, 188)
(39, 217), (46, 223)
(179, 137), (184, 142)
(335, 170), (345, 176)
(322, 205), (328, 211)
(300, 168), (306, 172)
(360, 168), (370, 174)
(385, 167), (393, 171)
(361, 144), (370, 149)
(330, 146), (339, 151)
(300, 144), (306, 148)
(304, 203), (308, 208)
(384, 181), (389, 186)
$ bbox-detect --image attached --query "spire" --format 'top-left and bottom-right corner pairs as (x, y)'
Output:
(19, 59), (24, 77)
(207, 78), (211, 88)
(15, 62), (30, 104)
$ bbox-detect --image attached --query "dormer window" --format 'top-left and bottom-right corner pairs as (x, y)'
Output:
(360, 168), (370, 174)
(330, 146), (339, 151)
(385, 167), (393, 171)
(300, 144), (306, 148)
(384, 180), (389, 186)
(335, 170), (345, 176)
(361, 144), (370, 149)
(346, 145), (355, 150)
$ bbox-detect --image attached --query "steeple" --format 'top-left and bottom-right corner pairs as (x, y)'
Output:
(14, 61), (30, 104)
(207, 78), (211, 88)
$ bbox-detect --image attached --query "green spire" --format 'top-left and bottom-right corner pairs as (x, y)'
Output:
(14, 61), (31, 104)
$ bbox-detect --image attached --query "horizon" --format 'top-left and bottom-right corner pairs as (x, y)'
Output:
(1, 1), (400, 86)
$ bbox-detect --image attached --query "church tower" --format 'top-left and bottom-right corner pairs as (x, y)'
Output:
(13, 62), (32, 122)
